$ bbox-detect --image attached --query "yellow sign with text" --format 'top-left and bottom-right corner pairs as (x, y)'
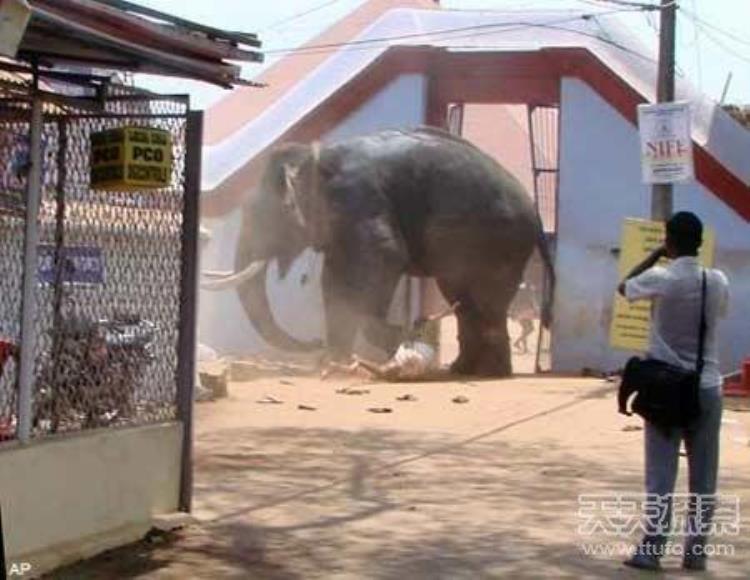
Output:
(609, 218), (715, 351)
(90, 127), (172, 190)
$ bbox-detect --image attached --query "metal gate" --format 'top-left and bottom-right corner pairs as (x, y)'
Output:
(527, 104), (560, 372)
(0, 92), (199, 444)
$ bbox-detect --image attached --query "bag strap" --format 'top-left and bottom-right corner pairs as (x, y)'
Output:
(696, 269), (707, 375)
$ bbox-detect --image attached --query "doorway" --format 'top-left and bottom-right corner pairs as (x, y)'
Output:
(428, 102), (559, 374)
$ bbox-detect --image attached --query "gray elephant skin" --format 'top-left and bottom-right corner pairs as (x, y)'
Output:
(231, 127), (554, 377)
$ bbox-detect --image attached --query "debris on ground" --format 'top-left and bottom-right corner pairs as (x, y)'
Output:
(581, 367), (607, 378)
(151, 512), (196, 533)
(622, 425), (643, 432)
(452, 395), (470, 404)
(336, 387), (370, 395)
(143, 528), (172, 546)
(198, 359), (230, 400)
(279, 379), (295, 386)
(229, 356), (318, 381)
(256, 395), (283, 404)
(396, 394), (417, 402)
(368, 407), (393, 414)
(298, 404), (317, 411)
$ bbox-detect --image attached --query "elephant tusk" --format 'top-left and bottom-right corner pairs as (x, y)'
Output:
(200, 260), (267, 291)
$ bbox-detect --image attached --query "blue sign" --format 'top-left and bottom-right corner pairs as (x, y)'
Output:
(38, 245), (104, 285)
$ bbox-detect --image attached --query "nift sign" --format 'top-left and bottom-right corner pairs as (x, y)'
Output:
(90, 127), (172, 190)
(638, 101), (694, 184)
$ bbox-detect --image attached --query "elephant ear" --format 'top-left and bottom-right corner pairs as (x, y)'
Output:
(282, 143), (330, 250)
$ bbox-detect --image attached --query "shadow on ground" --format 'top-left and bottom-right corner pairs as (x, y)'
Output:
(49, 413), (750, 579)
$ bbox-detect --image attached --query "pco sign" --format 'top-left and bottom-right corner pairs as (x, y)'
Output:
(90, 126), (172, 190)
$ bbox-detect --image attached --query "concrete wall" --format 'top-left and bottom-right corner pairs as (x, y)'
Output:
(1, 423), (181, 576)
(462, 104), (534, 193)
(199, 73), (428, 356)
(552, 77), (750, 375)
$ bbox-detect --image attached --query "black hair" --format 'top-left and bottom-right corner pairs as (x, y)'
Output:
(666, 211), (703, 256)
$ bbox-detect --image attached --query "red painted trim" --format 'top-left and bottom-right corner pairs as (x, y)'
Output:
(203, 46), (750, 223)
(564, 48), (750, 223)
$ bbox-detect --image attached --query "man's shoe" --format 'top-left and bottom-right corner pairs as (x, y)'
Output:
(682, 555), (707, 571)
(624, 553), (661, 571)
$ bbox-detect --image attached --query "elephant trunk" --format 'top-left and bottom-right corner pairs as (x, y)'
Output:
(237, 260), (321, 352)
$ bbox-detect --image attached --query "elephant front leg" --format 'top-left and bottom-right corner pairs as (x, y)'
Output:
(321, 223), (407, 360)
(321, 263), (361, 361)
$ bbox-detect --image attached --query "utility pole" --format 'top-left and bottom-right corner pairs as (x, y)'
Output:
(651, 0), (677, 221)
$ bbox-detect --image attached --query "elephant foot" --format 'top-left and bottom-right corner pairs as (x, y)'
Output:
(449, 352), (477, 376)
(474, 345), (512, 377)
(450, 341), (512, 378)
(449, 360), (470, 376)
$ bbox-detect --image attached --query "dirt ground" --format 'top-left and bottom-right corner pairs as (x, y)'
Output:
(51, 323), (750, 579)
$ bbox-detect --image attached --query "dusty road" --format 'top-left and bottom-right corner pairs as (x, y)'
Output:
(52, 369), (750, 579)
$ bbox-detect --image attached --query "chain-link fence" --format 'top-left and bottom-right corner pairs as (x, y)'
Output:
(1, 92), (194, 440)
(0, 99), (28, 441)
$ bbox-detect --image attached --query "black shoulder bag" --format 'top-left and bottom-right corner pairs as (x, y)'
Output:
(618, 270), (706, 431)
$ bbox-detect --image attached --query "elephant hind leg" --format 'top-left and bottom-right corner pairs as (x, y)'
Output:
(435, 280), (482, 375)
(438, 269), (520, 378)
(471, 270), (522, 377)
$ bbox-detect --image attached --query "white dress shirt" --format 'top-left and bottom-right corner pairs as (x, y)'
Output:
(392, 341), (437, 378)
(624, 256), (729, 389)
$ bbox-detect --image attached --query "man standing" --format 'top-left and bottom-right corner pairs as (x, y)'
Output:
(617, 212), (729, 571)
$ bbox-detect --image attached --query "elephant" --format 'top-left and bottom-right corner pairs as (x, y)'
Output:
(208, 127), (555, 377)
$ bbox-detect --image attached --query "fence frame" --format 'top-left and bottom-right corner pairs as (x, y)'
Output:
(16, 95), (43, 443)
(176, 110), (202, 512)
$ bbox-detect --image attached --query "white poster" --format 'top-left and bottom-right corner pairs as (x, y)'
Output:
(0, 0), (31, 58)
(638, 101), (694, 184)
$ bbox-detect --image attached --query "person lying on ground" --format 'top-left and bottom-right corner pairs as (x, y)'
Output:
(322, 302), (459, 382)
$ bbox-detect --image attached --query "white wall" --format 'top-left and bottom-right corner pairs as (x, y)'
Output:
(199, 73), (428, 356)
(1, 423), (181, 576)
(553, 78), (750, 375)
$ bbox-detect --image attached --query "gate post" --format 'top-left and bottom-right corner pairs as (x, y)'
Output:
(176, 110), (203, 512)
(16, 95), (44, 443)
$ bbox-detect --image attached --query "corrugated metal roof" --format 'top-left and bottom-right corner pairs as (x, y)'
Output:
(16, 0), (263, 88)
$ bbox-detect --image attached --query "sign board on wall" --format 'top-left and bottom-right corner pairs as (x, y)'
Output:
(638, 101), (694, 184)
(0, 0), (31, 58)
(38, 245), (105, 285)
(90, 127), (172, 190)
(609, 218), (714, 352)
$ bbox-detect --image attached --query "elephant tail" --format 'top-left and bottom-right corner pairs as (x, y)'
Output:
(535, 216), (556, 329)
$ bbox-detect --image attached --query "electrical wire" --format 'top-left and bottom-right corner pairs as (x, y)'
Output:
(688, 0), (703, 96)
(680, 13), (750, 67)
(442, 22), (657, 64)
(259, 0), (344, 33)
(694, 27), (750, 67)
(679, 6), (750, 49)
(581, 0), (676, 9)
(264, 7), (644, 56)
